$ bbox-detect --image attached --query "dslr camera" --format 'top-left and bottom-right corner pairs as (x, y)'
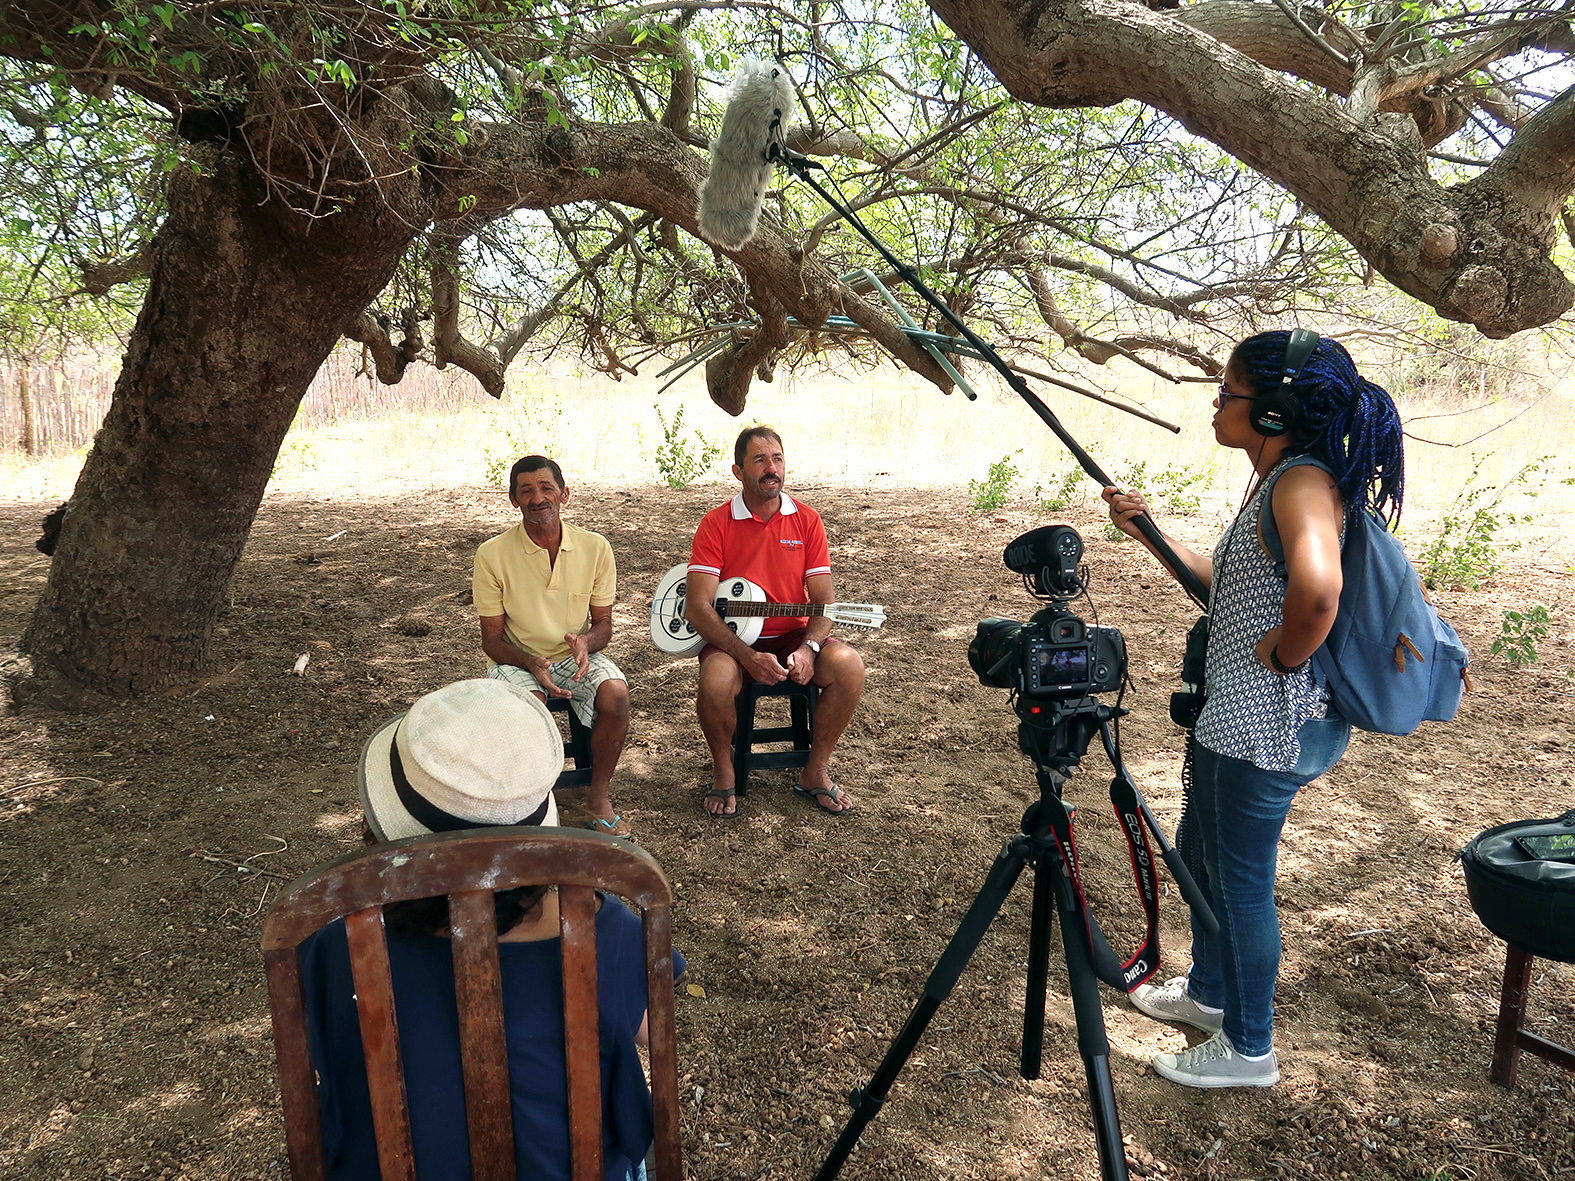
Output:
(968, 525), (1126, 701)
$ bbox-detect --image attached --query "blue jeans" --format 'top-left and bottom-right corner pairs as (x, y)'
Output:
(1183, 716), (1350, 1056)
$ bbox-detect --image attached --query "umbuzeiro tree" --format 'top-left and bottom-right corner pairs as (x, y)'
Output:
(0, 0), (1570, 699)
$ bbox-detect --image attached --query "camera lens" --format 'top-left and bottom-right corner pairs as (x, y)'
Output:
(969, 618), (1022, 687)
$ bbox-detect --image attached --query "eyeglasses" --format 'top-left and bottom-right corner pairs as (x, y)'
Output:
(1216, 384), (1256, 406)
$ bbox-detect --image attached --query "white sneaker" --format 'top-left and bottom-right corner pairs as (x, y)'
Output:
(1152, 1031), (1279, 1089)
(1129, 976), (1224, 1034)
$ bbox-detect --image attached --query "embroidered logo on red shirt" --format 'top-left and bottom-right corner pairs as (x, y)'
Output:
(779, 539), (804, 549)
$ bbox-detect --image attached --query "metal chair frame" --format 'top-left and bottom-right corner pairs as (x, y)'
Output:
(546, 695), (594, 789)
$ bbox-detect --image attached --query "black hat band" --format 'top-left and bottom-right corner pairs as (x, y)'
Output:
(390, 725), (550, 833)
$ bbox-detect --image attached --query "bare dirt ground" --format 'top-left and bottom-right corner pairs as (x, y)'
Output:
(1, 482), (1572, 1181)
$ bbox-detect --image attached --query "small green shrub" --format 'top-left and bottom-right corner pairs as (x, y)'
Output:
(1105, 461), (1149, 541)
(1034, 465), (1084, 513)
(1491, 604), (1554, 668)
(653, 403), (722, 489)
(272, 413), (317, 478)
(483, 425), (529, 487)
(1157, 461), (1212, 515)
(482, 382), (563, 487)
(970, 452), (1020, 513)
(1418, 456), (1545, 591)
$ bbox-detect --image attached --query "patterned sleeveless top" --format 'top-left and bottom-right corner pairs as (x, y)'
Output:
(1192, 466), (1337, 772)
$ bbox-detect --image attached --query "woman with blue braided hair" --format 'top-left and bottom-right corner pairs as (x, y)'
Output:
(1102, 330), (1405, 1089)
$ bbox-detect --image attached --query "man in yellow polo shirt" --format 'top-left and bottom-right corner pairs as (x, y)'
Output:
(473, 455), (631, 837)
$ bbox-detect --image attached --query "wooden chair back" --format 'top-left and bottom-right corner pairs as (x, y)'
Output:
(261, 828), (682, 1181)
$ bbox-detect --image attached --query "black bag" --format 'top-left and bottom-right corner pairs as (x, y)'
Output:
(1460, 809), (1575, 963)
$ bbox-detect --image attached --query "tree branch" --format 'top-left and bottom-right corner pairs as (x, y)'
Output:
(77, 253), (150, 296)
(344, 310), (422, 386)
(455, 115), (952, 402)
(1477, 84), (1575, 220)
(928, 0), (1575, 335)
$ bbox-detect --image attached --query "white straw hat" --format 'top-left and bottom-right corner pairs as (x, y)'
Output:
(358, 679), (562, 841)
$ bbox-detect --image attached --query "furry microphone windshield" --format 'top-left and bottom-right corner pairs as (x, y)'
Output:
(697, 60), (796, 250)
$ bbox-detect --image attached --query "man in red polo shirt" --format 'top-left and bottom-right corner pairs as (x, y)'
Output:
(686, 426), (866, 818)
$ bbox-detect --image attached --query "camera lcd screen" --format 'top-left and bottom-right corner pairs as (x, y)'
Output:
(1035, 645), (1089, 686)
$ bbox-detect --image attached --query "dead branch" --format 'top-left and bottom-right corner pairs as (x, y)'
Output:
(77, 253), (151, 296)
(705, 290), (790, 414)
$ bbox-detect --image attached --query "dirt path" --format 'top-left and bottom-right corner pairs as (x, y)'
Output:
(2, 484), (1571, 1180)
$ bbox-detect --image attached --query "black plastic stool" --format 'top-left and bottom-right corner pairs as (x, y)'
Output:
(732, 680), (818, 798)
(545, 695), (594, 789)
(1461, 811), (1575, 1088)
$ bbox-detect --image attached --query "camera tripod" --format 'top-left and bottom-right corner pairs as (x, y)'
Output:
(813, 698), (1217, 1181)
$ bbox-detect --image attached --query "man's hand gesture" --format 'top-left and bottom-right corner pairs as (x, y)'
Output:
(531, 656), (573, 699)
(785, 645), (817, 685)
(562, 632), (592, 681)
(744, 648), (788, 685)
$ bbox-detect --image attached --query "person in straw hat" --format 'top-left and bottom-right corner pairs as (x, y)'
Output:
(298, 678), (682, 1180)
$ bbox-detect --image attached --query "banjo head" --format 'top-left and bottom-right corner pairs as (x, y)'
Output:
(650, 563), (702, 655)
(649, 564), (767, 654)
(718, 576), (766, 648)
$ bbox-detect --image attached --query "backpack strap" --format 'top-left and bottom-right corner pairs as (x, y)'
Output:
(1256, 454), (1337, 575)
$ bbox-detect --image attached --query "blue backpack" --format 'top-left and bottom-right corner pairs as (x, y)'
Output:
(1260, 456), (1470, 736)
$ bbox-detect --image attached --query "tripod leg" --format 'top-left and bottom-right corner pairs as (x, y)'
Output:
(1021, 848), (1054, 1079)
(813, 838), (1032, 1181)
(1048, 850), (1130, 1181)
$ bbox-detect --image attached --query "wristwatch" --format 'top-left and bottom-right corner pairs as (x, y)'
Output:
(805, 640), (822, 654)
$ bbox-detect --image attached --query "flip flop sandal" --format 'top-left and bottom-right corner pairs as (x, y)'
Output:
(793, 783), (852, 816)
(704, 787), (738, 819)
(583, 815), (635, 841)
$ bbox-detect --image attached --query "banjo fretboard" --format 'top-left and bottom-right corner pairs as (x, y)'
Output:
(714, 601), (828, 618)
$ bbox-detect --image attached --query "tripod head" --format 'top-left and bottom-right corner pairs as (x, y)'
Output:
(1016, 695), (1127, 795)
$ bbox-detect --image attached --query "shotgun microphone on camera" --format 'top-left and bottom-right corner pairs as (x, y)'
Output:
(1004, 525), (1085, 598)
(697, 60), (796, 249)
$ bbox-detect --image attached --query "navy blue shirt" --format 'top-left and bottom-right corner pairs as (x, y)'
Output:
(299, 894), (684, 1181)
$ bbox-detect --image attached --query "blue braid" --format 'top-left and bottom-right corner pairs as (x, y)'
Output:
(1230, 331), (1406, 524)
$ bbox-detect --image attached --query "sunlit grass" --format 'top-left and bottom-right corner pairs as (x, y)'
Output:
(5, 349), (1575, 563)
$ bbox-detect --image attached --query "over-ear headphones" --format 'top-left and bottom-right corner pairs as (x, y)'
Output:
(1251, 327), (1319, 437)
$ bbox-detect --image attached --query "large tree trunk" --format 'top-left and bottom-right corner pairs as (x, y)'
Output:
(20, 155), (421, 698)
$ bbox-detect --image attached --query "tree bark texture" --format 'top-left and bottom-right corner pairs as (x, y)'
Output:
(926, 0), (1574, 337)
(22, 154), (422, 696)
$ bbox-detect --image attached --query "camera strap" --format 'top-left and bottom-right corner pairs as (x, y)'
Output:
(1036, 776), (1162, 994)
(1106, 765), (1163, 991)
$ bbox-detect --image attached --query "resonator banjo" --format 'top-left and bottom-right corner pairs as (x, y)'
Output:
(648, 562), (886, 656)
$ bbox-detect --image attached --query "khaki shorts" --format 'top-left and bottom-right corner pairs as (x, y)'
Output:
(488, 652), (625, 729)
